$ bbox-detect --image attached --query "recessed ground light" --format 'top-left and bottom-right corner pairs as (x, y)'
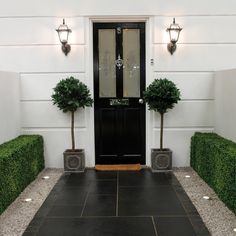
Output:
(24, 198), (32, 202)
(185, 175), (191, 178)
(42, 176), (50, 180)
(233, 228), (236, 232)
(203, 196), (211, 200)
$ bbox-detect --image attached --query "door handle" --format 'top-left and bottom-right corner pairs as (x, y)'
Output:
(139, 99), (144, 104)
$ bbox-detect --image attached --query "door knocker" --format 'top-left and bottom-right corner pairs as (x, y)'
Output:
(115, 54), (123, 69)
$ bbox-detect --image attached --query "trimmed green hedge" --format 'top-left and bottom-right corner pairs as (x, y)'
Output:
(0, 135), (44, 214)
(191, 132), (236, 214)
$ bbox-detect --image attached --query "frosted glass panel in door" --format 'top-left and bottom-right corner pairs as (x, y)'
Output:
(99, 29), (116, 97)
(123, 29), (140, 97)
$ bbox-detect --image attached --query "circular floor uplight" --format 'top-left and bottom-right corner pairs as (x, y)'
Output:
(42, 176), (50, 180)
(185, 175), (191, 178)
(24, 198), (32, 202)
(233, 228), (236, 232)
(203, 196), (210, 200)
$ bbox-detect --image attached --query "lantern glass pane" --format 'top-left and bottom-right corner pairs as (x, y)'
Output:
(170, 29), (179, 43)
(58, 30), (68, 43)
(169, 22), (181, 43)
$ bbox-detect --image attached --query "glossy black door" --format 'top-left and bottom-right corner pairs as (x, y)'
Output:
(94, 23), (145, 164)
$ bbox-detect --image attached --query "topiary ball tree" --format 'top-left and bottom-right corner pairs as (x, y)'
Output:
(51, 77), (93, 151)
(143, 78), (181, 150)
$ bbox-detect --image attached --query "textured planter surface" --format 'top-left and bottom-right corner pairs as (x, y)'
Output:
(151, 148), (172, 172)
(63, 149), (85, 172)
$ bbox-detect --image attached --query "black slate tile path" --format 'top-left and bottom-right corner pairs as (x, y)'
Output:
(23, 169), (210, 236)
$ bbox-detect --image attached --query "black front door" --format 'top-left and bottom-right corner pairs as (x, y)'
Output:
(93, 22), (145, 164)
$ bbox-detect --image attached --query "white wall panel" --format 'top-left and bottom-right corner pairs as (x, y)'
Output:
(154, 72), (214, 100)
(215, 69), (236, 143)
(21, 73), (86, 101)
(154, 44), (236, 72)
(154, 16), (236, 44)
(0, 45), (85, 73)
(0, 17), (85, 45)
(0, 71), (20, 144)
(21, 102), (86, 128)
(153, 128), (214, 166)
(153, 101), (214, 128)
(0, 0), (236, 16)
(21, 129), (94, 168)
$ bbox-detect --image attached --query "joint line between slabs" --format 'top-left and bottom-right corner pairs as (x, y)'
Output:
(151, 216), (158, 236)
(80, 191), (90, 217)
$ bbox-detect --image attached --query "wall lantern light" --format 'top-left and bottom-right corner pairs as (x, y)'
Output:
(56, 19), (72, 56)
(166, 18), (182, 55)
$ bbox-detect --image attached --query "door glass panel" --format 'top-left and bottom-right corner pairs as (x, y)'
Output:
(123, 29), (140, 97)
(99, 29), (116, 97)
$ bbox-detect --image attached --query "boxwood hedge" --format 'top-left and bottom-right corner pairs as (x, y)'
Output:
(191, 132), (236, 214)
(0, 135), (44, 214)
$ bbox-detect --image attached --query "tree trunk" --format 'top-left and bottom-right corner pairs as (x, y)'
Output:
(160, 113), (164, 150)
(71, 111), (75, 151)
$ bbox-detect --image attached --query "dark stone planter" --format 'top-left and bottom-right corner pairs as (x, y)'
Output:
(63, 149), (85, 173)
(151, 148), (172, 172)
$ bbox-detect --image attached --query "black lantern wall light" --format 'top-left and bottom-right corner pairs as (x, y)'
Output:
(166, 18), (182, 55)
(56, 19), (72, 56)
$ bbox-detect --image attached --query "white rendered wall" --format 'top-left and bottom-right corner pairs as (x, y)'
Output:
(0, 1), (236, 167)
(215, 69), (236, 143)
(0, 71), (20, 144)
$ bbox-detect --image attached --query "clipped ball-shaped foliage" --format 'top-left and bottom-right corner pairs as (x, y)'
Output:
(143, 78), (181, 114)
(52, 77), (93, 113)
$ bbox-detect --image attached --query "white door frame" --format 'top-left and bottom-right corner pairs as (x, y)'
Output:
(85, 16), (153, 167)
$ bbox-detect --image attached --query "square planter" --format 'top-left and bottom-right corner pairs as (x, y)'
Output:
(64, 149), (85, 173)
(151, 148), (172, 172)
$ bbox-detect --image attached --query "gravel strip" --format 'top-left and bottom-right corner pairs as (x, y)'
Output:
(0, 168), (63, 236)
(174, 167), (236, 236)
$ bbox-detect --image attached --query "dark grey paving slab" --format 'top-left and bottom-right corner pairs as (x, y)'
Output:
(23, 217), (44, 234)
(118, 186), (186, 216)
(35, 217), (156, 236)
(63, 170), (117, 187)
(22, 232), (36, 236)
(68, 170), (117, 182)
(154, 216), (197, 236)
(85, 170), (118, 180)
(47, 205), (84, 217)
(82, 194), (116, 216)
(119, 170), (177, 187)
(54, 187), (88, 205)
(89, 180), (117, 194)
(189, 215), (211, 236)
